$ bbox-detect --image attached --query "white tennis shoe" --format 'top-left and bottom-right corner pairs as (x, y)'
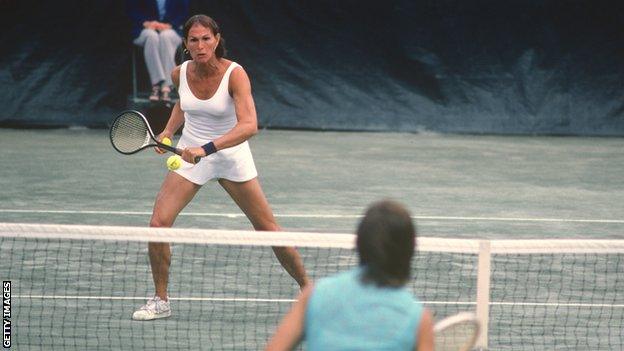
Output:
(132, 296), (171, 321)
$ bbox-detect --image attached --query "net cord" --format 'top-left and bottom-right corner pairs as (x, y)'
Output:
(1, 222), (624, 253)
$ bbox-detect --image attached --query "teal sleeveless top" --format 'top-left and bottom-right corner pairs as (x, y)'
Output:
(304, 267), (423, 350)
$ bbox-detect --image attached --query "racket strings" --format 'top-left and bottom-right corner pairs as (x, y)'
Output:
(435, 321), (479, 351)
(110, 112), (151, 153)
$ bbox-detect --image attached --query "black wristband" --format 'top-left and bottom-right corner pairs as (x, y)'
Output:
(201, 141), (217, 156)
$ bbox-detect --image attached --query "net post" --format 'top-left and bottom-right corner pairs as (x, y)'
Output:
(475, 240), (491, 350)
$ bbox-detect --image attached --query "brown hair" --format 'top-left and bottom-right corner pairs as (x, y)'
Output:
(183, 14), (227, 58)
(356, 200), (416, 287)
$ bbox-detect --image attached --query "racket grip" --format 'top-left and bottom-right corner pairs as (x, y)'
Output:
(172, 147), (201, 164)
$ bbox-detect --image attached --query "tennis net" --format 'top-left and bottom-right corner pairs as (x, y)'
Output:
(1, 222), (623, 350)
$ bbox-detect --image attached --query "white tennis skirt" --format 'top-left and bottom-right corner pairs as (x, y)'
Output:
(173, 134), (258, 185)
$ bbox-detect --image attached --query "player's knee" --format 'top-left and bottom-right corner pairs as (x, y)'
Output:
(150, 216), (173, 228)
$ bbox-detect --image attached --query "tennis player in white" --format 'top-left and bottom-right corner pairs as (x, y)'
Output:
(132, 14), (309, 321)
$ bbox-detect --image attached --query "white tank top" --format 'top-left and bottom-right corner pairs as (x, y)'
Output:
(178, 60), (241, 142)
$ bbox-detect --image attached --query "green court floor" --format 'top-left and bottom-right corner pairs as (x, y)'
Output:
(1, 128), (623, 350)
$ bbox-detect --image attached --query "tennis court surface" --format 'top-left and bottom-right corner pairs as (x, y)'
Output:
(2, 128), (624, 350)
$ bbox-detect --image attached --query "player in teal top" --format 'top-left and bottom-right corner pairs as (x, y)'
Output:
(266, 200), (434, 351)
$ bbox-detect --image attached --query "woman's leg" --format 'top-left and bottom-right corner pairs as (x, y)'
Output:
(133, 28), (167, 86)
(158, 29), (182, 87)
(149, 172), (201, 300)
(219, 178), (310, 288)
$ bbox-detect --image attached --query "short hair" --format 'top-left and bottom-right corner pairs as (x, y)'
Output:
(356, 200), (416, 287)
(183, 14), (227, 58)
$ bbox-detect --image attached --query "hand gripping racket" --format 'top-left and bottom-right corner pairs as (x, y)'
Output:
(434, 312), (481, 351)
(109, 110), (201, 163)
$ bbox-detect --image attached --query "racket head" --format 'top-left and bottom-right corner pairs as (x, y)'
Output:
(110, 110), (157, 155)
(434, 312), (481, 351)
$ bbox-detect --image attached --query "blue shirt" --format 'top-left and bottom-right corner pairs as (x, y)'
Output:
(126, 0), (190, 37)
(156, 0), (166, 20)
(305, 267), (423, 351)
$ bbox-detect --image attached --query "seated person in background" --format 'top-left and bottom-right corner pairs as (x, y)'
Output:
(127, 0), (189, 102)
(265, 200), (434, 351)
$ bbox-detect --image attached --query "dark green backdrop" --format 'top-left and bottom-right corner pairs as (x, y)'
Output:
(1, 0), (623, 135)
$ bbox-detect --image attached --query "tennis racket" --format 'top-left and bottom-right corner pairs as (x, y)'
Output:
(109, 110), (200, 163)
(434, 312), (481, 351)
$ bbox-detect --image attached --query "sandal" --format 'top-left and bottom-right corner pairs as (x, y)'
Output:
(161, 85), (172, 102)
(149, 84), (160, 101)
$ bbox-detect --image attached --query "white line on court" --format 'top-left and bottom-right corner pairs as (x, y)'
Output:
(14, 295), (624, 308)
(1, 209), (623, 224)
(15, 295), (296, 303)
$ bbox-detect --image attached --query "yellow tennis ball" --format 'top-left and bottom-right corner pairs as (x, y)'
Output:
(161, 137), (172, 146)
(166, 155), (182, 171)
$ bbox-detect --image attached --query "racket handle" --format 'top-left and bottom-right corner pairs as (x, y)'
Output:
(159, 144), (182, 155)
(170, 146), (201, 164)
